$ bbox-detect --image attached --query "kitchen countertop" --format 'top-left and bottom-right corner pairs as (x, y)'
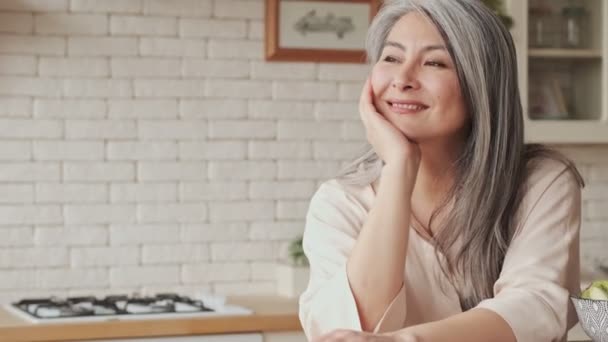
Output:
(0, 296), (302, 342)
(0, 295), (592, 342)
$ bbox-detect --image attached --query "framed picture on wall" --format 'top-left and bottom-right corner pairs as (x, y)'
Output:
(265, 0), (381, 63)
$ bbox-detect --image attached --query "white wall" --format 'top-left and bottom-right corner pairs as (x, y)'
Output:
(0, 0), (605, 302)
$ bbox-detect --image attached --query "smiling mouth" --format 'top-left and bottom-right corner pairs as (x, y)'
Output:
(387, 101), (429, 113)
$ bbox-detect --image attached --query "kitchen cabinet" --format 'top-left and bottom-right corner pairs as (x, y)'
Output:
(263, 331), (307, 342)
(506, 0), (608, 143)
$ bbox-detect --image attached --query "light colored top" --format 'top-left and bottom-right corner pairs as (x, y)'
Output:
(299, 158), (581, 342)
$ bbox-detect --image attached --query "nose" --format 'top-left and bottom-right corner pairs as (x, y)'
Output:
(391, 63), (420, 90)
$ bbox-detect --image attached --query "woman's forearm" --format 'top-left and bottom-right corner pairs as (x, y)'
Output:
(390, 308), (516, 342)
(346, 162), (416, 331)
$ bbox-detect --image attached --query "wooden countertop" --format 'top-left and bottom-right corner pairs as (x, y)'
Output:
(0, 295), (592, 342)
(0, 296), (302, 342)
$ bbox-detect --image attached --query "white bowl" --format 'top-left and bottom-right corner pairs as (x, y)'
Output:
(571, 296), (608, 342)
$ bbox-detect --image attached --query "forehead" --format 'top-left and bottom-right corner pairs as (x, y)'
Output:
(386, 11), (445, 45)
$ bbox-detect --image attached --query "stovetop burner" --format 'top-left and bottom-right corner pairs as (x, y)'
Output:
(11, 293), (215, 320)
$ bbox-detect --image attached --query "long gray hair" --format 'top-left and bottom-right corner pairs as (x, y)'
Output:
(337, 0), (584, 310)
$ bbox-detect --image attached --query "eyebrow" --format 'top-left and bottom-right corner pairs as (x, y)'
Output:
(383, 41), (447, 52)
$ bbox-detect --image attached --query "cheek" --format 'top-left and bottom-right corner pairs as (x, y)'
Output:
(427, 76), (468, 123)
(444, 89), (469, 126)
(430, 76), (463, 107)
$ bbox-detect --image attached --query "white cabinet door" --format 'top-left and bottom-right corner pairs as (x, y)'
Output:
(506, 0), (608, 143)
(263, 332), (307, 342)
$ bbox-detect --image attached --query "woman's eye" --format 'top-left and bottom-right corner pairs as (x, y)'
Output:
(382, 55), (398, 63)
(425, 60), (446, 68)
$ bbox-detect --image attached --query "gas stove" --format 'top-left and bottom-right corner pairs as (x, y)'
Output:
(7, 292), (252, 323)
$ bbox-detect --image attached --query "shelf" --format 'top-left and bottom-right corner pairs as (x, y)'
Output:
(524, 119), (608, 143)
(507, 0), (608, 142)
(528, 118), (605, 122)
(527, 58), (602, 121)
(528, 48), (603, 58)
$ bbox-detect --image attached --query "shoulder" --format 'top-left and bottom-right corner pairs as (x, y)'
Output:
(515, 156), (583, 234)
(306, 179), (374, 231)
(309, 179), (374, 212)
(523, 156), (582, 198)
(303, 179), (374, 248)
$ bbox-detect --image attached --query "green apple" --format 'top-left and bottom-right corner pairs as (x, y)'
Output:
(581, 280), (608, 300)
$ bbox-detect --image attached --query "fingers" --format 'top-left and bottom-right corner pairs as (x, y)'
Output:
(359, 78), (371, 125)
(356, 77), (420, 166)
(359, 78), (386, 139)
(359, 78), (378, 123)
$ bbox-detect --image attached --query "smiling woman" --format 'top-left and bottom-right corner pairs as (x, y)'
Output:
(370, 14), (468, 145)
(297, 1), (585, 342)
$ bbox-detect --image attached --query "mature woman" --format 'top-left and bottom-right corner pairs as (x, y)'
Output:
(298, 0), (584, 341)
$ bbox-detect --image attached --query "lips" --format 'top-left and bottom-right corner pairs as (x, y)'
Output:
(386, 100), (429, 114)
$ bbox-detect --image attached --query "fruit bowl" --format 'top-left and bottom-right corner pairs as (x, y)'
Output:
(571, 280), (608, 342)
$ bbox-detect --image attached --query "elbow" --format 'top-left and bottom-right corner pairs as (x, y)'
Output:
(385, 331), (424, 342)
(298, 298), (320, 340)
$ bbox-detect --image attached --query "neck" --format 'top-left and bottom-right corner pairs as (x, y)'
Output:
(418, 137), (463, 192)
(410, 137), (465, 229)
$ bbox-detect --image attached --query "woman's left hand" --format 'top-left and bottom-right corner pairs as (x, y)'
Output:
(313, 329), (417, 342)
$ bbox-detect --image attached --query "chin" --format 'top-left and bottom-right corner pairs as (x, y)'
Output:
(394, 125), (425, 143)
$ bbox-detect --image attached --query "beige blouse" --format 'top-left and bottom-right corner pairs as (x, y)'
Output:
(298, 158), (581, 342)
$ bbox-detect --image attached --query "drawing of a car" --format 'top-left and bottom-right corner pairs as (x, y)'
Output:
(294, 10), (355, 39)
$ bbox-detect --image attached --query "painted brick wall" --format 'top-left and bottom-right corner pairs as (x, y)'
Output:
(0, 0), (606, 302)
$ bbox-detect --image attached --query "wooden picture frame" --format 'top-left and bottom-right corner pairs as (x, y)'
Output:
(265, 0), (381, 63)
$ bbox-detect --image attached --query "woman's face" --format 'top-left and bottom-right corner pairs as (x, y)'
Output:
(371, 12), (469, 144)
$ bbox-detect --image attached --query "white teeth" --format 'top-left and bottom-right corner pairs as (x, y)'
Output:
(392, 103), (425, 110)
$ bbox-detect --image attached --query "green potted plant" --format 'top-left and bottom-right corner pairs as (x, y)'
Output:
(277, 236), (310, 298)
(288, 236), (308, 267)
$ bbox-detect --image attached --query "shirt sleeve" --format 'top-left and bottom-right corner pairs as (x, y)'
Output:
(475, 166), (582, 342)
(298, 181), (407, 340)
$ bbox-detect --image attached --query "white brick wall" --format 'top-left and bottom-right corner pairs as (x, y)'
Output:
(0, 0), (605, 303)
(35, 13), (108, 35)
(36, 99), (106, 118)
(68, 36), (137, 56)
(35, 226), (108, 246)
(143, 0), (213, 18)
(0, 55), (36, 75)
(70, 0), (141, 14)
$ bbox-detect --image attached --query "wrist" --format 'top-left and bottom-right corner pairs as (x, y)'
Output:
(381, 159), (418, 180)
(379, 162), (417, 195)
(383, 330), (423, 342)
